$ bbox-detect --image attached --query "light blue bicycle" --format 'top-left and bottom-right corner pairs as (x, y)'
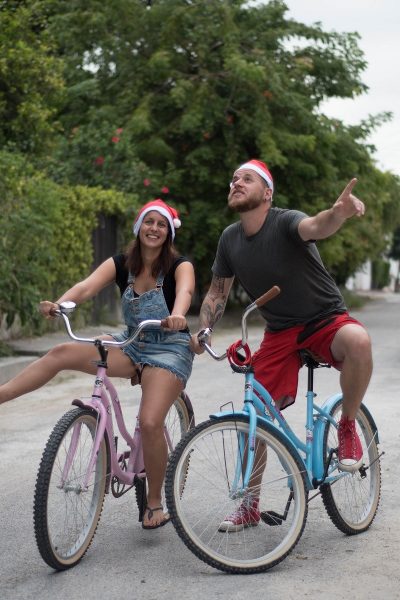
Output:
(165, 287), (382, 574)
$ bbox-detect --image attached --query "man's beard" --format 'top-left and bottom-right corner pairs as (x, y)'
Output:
(228, 191), (265, 213)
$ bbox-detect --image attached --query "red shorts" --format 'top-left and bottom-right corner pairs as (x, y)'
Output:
(252, 313), (364, 409)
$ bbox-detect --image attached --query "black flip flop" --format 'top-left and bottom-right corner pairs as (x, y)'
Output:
(142, 505), (171, 530)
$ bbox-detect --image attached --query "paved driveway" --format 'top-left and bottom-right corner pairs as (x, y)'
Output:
(1, 292), (399, 599)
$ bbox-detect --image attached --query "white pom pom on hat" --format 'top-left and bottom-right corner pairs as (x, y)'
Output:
(234, 159), (274, 193)
(133, 199), (181, 240)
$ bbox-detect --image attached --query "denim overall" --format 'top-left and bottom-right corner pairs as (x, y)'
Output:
(112, 272), (193, 385)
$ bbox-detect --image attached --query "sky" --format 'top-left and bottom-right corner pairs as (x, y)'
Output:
(277, 0), (399, 176)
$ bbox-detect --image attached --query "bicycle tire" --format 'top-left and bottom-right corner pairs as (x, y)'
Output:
(34, 408), (108, 570)
(165, 391), (195, 448)
(320, 398), (381, 534)
(165, 415), (308, 574)
(135, 391), (195, 519)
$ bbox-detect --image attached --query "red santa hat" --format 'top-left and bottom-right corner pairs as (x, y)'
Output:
(133, 199), (182, 240)
(234, 159), (274, 192)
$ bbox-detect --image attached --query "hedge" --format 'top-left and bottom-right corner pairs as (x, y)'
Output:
(0, 150), (137, 335)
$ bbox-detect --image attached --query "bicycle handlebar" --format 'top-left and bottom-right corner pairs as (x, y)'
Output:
(198, 285), (281, 361)
(54, 302), (162, 348)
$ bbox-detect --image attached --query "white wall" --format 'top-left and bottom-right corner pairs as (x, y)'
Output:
(346, 259), (400, 292)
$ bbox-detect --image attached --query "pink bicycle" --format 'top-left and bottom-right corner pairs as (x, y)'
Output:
(33, 301), (194, 570)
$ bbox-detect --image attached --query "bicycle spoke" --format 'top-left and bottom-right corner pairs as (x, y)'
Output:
(34, 409), (107, 569)
(166, 417), (308, 574)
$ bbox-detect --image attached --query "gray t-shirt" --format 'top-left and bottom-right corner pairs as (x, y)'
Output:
(212, 207), (346, 331)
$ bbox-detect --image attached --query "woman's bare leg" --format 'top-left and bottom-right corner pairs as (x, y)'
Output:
(139, 366), (184, 528)
(0, 337), (136, 405)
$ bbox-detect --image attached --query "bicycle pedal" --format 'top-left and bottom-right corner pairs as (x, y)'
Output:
(359, 464), (367, 479)
(260, 510), (284, 526)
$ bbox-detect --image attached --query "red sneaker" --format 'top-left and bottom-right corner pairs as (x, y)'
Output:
(218, 497), (260, 532)
(337, 416), (363, 472)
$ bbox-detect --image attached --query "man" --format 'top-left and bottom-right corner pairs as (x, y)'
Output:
(192, 159), (372, 531)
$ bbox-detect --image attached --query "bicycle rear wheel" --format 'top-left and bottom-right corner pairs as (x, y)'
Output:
(165, 391), (194, 451)
(34, 408), (108, 570)
(165, 415), (308, 574)
(320, 398), (381, 534)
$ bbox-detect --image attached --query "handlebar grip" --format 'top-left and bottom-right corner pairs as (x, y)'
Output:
(198, 328), (213, 346)
(254, 285), (281, 307)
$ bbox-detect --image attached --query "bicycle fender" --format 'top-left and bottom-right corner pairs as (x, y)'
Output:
(359, 403), (380, 443)
(210, 410), (247, 420)
(72, 398), (97, 411)
(312, 416), (331, 482)
(319, 393), (379, 442)
(319, 392), (343, 414)
(210, 409), (300, 451)
(209, 410), (309, 485)
(313, 393), (380, 480)
(180, 391), (195, 427)
(313, 393), (344, 480)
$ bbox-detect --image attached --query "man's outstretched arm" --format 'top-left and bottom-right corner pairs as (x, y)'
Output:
(298, 178), (365, 242)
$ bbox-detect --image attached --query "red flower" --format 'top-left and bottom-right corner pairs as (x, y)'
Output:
(143, 178), (151, 187)
(111, 136), (120, 143)
(263, 90), (273, 100)
(95, 156), (105, 166)
(116, 128), (123, 134)
(161, 186), (169, 194)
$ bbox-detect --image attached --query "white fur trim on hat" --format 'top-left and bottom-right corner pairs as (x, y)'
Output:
(133, 202), (181, 240)
(235, 161), (274, 192)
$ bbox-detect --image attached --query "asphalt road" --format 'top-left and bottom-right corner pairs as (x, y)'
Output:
(1, 292), (400, 600)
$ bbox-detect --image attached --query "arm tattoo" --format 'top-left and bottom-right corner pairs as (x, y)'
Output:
(208, 276), (225, 300)
(199, 276), (228, 329)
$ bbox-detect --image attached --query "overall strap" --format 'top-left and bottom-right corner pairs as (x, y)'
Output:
(156, 271), (165, 288)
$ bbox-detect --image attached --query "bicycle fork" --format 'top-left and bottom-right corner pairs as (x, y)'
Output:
(61, 384), (110, 493)
(229, 379), (258, 499)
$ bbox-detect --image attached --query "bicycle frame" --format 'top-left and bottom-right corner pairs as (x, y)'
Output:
(64, 366), (140, 492)
(209, 369), (362, 494)
(55, 309), (175, 493)
(198, 286), (379, 496)
(65, 363), (183, 494)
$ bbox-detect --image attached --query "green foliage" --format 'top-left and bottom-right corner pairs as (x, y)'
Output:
(339, 287), (369, 310)
(38, 0), (400, 295)
(0, 150), (135, 332)
(371, 258), (391, 290)
(2, 0), (400, 311)
(47, 110), (145, 194)
(0, 1), (65, 155)
(389, 227), (400, 261)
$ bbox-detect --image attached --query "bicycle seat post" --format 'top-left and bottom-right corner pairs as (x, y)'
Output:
(299, 351), (320, 473)
(307, 361), (315, 396)
(94, 339), (108, 367)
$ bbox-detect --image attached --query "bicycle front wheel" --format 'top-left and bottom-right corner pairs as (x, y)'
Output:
(165, 416), (308, 574)
(34, 408), (108, 570)
(320, 399), (381, 534)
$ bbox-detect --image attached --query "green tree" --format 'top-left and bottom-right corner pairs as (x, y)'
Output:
(0, 150), (136, 332)
(0, 1), (64, 156)
(25, 0), (400, 295)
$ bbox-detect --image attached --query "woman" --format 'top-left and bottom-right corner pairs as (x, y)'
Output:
(0, 199), (195, 529)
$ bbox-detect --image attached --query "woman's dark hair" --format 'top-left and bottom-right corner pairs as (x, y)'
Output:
(125, 230), (179, 277)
